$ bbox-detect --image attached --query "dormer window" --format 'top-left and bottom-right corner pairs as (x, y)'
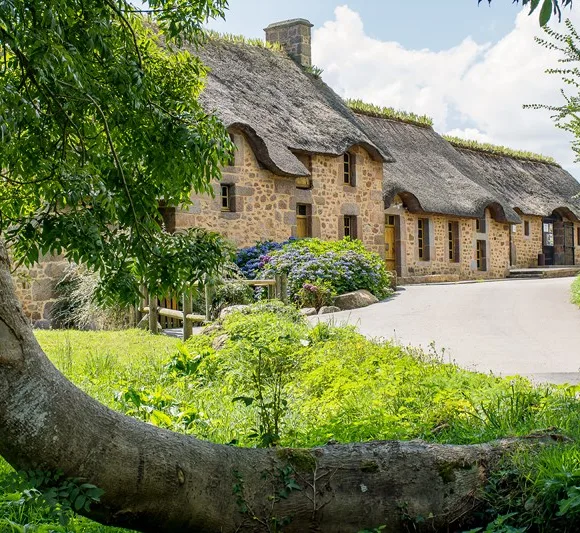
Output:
(343, 152), (356, 186)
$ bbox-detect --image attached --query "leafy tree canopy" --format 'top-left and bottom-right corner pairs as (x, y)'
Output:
(481, 0), (573, 26)
(0, 0), (234, 303)
(526, 19), (580, 159)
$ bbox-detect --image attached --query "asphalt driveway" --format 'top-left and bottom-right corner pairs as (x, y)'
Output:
(314, 278), (580, 384)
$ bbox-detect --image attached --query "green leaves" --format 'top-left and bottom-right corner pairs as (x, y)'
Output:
(147, 0), (228, 44)
(529, 20), (580, 160)
(0, 0), (235, 304)
(540, 0), (554, 26)
(482, 0), (573, 26)
(2, 469), (105, 527)
(529, 0), (542, 15)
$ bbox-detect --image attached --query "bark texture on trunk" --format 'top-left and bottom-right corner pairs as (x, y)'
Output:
(0, 242), (523, 532)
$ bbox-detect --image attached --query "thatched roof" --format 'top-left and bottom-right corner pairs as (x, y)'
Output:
(354, 113), (521, 223)
(444, 136), (558, 166)
(453, 148), (580, 220)
(194, 39), (393, 177)
(346, 99), (434, 129)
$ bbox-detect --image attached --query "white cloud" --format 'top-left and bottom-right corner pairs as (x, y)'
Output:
(313, 5), (580, 179)
(445, 128), (494, 144)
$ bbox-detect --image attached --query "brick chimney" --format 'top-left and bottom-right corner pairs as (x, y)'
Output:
(264, 18), (314, 67)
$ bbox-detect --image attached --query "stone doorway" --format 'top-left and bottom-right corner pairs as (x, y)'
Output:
(543, 212), (575, 266)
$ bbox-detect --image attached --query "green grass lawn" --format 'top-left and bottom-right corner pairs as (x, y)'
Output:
(2, 308), (580, 531)
(572, 275), (580, 307)
(1, 330), (178, 533)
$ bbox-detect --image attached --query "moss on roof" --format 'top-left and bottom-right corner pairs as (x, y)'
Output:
(204, 30), (283, 52)
(346, 99), (434, 128)
(443, 135), (559, 166)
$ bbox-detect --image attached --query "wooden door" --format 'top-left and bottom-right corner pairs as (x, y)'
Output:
(385, 215), (397, 272)
(296, 204), (310, 238)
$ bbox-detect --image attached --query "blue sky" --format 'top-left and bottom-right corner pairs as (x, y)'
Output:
(207, 1), (521, 51)
(206, 1), (580, 179)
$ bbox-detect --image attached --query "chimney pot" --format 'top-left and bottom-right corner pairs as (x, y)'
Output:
(264, 18), (313, 68)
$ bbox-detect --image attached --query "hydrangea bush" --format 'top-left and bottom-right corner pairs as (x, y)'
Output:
(235, 239), (293, 279)
(236, 237), (393, 302)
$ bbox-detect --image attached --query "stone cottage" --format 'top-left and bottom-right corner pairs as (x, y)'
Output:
(352, 109), (521, 283)
(162, 20), (390, 258)
(11, 17), (580, 321)
(449, 141), (580, 269)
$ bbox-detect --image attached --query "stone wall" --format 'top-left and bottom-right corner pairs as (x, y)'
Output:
(510, 215), (543, 268)
(12, 253), (68, 323)
(172, 130), (385, 256)
(386, 200), (510, 283)
(488, 217), (511, 277)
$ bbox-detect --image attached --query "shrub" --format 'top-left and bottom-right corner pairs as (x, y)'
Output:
(235, 239), (292, 279)
(209, 281), (254, 319)
(51, 265), (130, 330)
(233, 300), (306, 324)
(220, 309), (310, 446)
(261, 238), (393, 302)
(297, 279), (337, 311)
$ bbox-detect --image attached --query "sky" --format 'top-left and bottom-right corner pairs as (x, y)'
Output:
(206, 1), (580, 180)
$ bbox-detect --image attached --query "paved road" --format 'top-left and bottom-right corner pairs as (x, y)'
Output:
(313, 278), (580, 384)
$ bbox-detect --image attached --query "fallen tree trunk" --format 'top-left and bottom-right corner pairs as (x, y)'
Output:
(0, 242), (537, 532)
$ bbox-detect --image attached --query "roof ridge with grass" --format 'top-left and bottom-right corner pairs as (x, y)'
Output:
(443, 135), (559, 166)
(204, 30), (284, 52)
(346, 99), (434, 129)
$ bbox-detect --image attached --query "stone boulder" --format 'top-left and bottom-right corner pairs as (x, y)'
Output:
(318, 306), (341, 315)
(219, 305), (250, 320)
(333, 290), (379, 311)
(300, 308), (318, 317)
(200, 323), (222, 337)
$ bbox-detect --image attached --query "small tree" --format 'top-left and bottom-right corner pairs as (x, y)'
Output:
(526, 20), (580, 161)
(1, 0), (233, 303)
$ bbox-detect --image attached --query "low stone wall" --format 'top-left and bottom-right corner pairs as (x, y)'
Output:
(12, 254), (68, 323)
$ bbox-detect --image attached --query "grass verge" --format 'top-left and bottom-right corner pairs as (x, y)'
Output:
(2, 308), (580, 531)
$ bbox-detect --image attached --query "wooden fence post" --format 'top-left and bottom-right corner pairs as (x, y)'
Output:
(275, 274), (282, 300)
(183, 291), (193, 341)
(148, 293), (159, 335)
